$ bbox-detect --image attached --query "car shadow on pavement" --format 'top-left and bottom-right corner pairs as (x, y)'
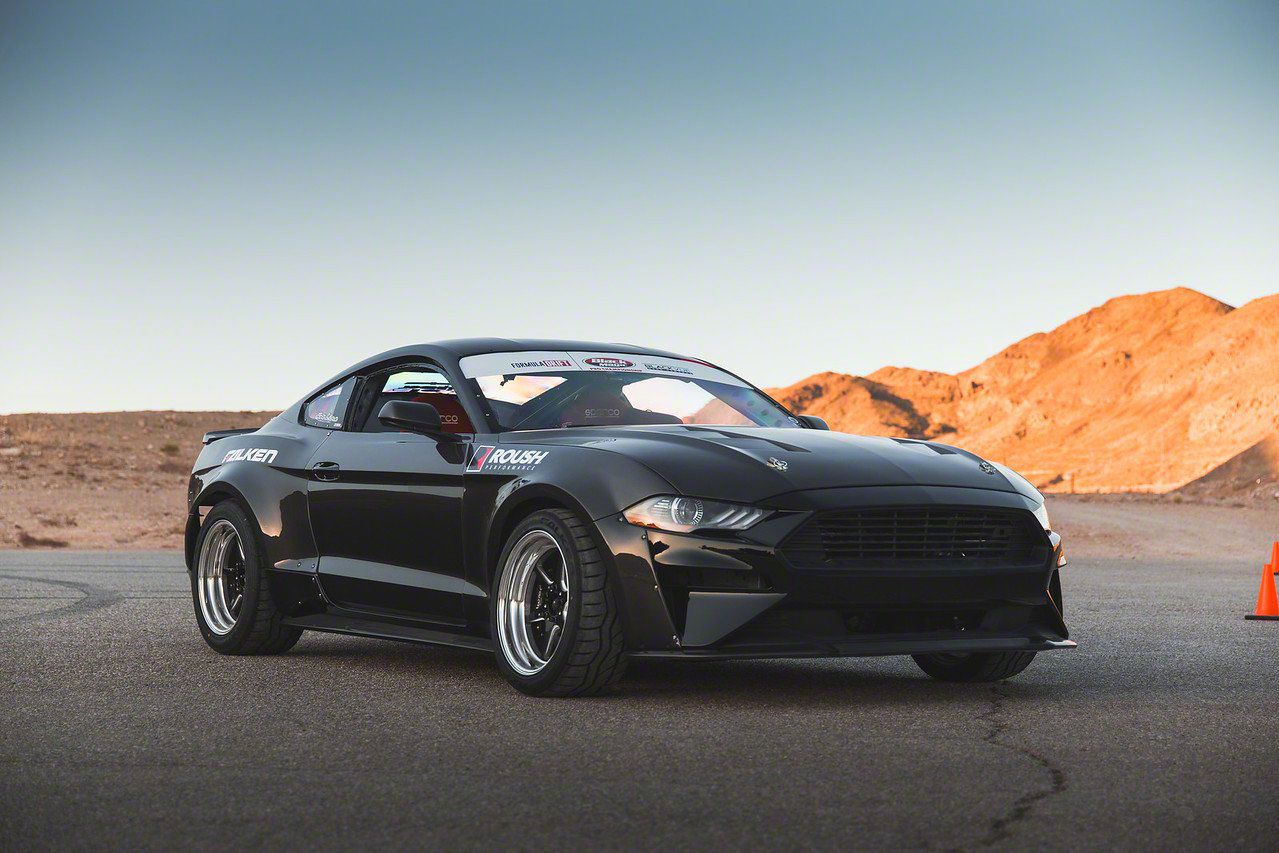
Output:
(622, 657), (1074, 707)
(286, 633), (1073, 707)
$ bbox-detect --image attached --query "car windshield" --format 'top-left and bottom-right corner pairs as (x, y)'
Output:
(459, 350), (801, 432)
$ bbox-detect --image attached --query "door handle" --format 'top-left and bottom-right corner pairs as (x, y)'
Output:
(312, 461), (341, 481)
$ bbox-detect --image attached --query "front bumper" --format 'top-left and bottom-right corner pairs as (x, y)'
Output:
(595, 485), (1073, 659)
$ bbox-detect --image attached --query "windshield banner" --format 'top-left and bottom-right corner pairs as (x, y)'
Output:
(458, 351), (749, 387)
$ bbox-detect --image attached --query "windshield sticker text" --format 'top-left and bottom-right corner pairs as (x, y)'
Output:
(582, 357), (634, 369)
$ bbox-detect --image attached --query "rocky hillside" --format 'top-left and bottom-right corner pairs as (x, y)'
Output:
(769, 288), (1279, 495)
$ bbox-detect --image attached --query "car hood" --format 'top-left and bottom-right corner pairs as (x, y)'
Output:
(508, 425), (1019, 503)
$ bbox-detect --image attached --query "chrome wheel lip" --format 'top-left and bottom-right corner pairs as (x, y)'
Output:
(197, 519), (245, 636)
(496, 529), (571, 676)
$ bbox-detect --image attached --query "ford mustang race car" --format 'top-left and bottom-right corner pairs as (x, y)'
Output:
(186, 339), (1072, 696)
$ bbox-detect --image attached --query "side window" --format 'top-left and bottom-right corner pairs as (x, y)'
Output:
(303, 377), (357, 429)
(361, 367), (476, 434)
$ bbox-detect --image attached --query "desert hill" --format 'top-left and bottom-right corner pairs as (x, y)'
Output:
(1173, 435), (1279, 504)
(769, 288), (1279, 495)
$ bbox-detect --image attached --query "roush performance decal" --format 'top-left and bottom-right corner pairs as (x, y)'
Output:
(223, 448), (278, 464)
(467, 445), (550, 472)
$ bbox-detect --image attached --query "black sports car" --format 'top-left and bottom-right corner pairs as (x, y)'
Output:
(186, 339), (1072, 696)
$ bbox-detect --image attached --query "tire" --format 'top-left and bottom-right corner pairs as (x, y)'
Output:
(912, 651), (1036, 682)
(491, 508), (626, 697)
(190, 501), (302, 655)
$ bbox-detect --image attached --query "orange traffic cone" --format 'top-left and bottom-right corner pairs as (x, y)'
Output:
(1245, 542), (1279, 621)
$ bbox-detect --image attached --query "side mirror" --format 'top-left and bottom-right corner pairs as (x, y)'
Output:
(798, 414), (829, 430)
(377, 401), (461, 441)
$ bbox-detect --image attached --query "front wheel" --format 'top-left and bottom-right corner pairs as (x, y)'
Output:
(491, 509), (626, 697)
(912, 651), (1036, 682)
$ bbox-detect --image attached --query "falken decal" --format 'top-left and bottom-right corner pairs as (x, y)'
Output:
(467, 446), (550, 472)
(223, 448), (279, 464)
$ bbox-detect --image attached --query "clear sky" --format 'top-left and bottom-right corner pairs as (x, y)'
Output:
(2, 1), (1276, 413)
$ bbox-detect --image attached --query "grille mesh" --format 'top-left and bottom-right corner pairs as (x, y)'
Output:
(781, 506), (1046, 569)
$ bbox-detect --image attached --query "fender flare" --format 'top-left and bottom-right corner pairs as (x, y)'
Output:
(483, 481), (602, 589)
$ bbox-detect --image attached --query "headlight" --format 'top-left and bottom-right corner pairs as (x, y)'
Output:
(623, 495), (767, 534)
(987, 460), (1050, 530)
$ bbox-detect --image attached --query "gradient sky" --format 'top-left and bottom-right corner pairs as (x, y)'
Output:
(2, 1), (1277, 413)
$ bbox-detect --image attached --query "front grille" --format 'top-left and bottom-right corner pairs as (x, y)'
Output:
(781, 506), (1047, 569)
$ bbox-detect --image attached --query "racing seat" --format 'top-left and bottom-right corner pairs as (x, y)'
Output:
(364, 390), (474, 433)
(559, 389), (681, 428)
(409, 392), (474, 434)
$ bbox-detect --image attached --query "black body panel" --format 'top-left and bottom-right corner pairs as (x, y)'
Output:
(307, 431), (470, 624)
(185, 338), (1073, 662)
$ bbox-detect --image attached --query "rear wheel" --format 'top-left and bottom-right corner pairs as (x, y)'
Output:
(492, 509), (626, 696)
(191, 502), (301, 655)
(912, 651), (1036, 682)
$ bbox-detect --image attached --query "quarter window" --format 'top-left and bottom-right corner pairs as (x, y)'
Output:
(303, 378), (357, 429)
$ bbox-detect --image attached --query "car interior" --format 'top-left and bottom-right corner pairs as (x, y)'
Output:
(352, 367), (476, 434)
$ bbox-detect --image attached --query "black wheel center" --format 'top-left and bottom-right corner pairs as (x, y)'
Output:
(225, 558), (245, 611)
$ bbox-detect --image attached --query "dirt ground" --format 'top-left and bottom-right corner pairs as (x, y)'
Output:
(1, 411), (1274, 551)
(1049, 493), (1277, 563)
(0, 411), (276, 549)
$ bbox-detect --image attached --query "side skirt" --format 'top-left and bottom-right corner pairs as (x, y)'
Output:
(284, 612), (494, 653)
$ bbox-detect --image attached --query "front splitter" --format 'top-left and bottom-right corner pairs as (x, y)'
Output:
(629, 636), (1077, 661)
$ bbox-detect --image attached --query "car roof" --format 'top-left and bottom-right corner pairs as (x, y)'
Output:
(342, 338), (692, 374)
(428, 338), (689, 359)
(286, 338), (746, 424)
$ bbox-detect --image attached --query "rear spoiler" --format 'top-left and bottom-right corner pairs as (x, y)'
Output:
(202, 428), (259, 445)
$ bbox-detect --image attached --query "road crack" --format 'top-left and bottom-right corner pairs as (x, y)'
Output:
(973, 683), (1067, 849)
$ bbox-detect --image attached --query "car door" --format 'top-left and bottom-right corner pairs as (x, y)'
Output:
(306, 364), (474, 626)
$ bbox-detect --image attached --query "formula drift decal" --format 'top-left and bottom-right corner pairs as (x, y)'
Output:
(223, 448), (279, 464)
(467, 446), (550, 472)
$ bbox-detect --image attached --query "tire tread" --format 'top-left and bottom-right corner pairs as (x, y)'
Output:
(496, 508), (627, 697)
(912, 650), (1036, 682)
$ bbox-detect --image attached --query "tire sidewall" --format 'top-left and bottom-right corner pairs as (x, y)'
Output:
(191, 502), (265, 651)
(490, 510), (586, 695)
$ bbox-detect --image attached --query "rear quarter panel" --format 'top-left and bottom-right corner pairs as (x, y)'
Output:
(186, 417), (328, 572)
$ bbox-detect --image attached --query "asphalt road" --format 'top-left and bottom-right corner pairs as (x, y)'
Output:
(2, 499), (1277, 851)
